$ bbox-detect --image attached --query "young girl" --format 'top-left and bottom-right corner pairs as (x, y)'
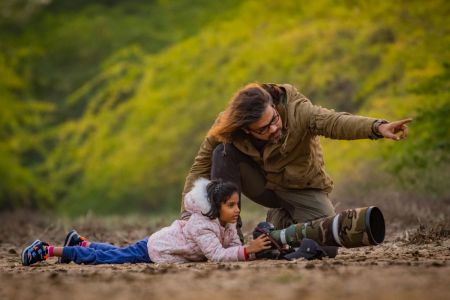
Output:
(21, 178), (272, 266)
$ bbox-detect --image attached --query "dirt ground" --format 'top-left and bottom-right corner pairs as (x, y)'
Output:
(0, 211), (449, 300)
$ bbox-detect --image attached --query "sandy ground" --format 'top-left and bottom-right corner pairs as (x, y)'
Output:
(0, 211), (449, 300)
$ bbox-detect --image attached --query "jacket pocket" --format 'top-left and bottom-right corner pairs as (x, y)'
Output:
(281, 161), (312, 187)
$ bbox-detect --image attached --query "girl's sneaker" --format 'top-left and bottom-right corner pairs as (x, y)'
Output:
(21, 240), (49, 266)
(59, 230), (87, 264)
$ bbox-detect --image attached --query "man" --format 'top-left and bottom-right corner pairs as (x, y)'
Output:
(180, 83), (410, 233)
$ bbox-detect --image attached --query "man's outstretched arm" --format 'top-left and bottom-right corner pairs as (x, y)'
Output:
(281, 83), (411, 141)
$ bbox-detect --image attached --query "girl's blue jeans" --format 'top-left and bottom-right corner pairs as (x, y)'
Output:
(62, 238), (151, 265)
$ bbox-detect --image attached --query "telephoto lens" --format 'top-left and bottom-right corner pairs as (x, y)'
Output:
(269, 206), (385, 248)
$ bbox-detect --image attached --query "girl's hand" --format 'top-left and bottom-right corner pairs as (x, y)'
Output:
(246, 234), (272, 254)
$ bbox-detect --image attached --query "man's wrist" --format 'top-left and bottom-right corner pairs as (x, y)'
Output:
(370, 119), (388, 139)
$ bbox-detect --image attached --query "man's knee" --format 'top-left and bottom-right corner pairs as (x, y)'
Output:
(212, 143), (225, 160)
(211, 143), (244, 189)
(212, 143), (243, 163)
(211, 143), (271, 205)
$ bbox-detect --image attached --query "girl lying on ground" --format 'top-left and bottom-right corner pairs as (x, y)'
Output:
(21, 178), (272, 266)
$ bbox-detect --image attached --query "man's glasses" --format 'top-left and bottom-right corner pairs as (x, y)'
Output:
(249, 106), (280, 135)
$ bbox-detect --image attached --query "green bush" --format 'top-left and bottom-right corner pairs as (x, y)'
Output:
(1, 0), (448, 214)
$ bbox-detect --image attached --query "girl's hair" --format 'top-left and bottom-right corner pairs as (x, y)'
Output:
(203, 180), (239, 220)
(207, 83), (285, 143)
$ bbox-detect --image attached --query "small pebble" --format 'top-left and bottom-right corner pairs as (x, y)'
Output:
(431, 261), (445, 267)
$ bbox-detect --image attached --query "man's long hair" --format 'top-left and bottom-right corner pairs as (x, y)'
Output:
(207, 83), (284, 143)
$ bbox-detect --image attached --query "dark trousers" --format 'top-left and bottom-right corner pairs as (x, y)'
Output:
(211, 144), (336, 230)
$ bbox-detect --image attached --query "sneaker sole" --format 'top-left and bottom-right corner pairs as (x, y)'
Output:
(64, 230), (79, 247)
(58, 230), (78, 264)
(21, 240), (41, 266)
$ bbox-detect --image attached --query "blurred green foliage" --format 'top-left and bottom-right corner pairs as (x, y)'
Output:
(0, 0), (448, 215)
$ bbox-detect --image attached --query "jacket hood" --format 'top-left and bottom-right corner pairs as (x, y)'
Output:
(184, 178), (211, 215)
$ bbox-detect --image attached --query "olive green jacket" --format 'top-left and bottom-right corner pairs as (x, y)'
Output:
(181, 84), (378, 215)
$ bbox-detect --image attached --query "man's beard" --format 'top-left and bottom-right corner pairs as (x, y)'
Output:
(268, 128), (282, 143)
